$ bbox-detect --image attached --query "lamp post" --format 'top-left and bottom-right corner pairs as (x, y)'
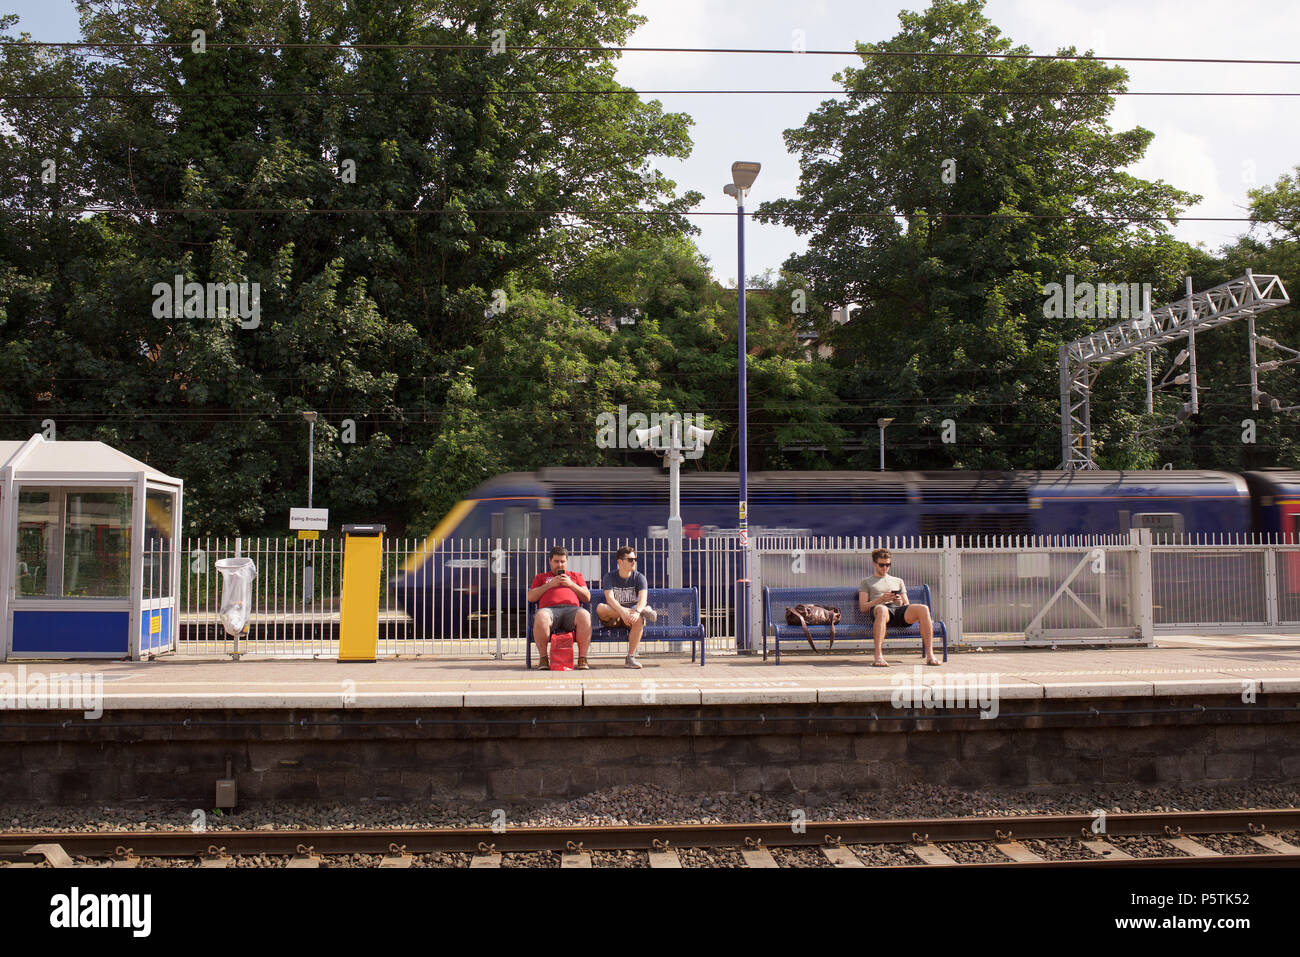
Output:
(725, 160), (760, 651)
(302, 411), (317, 602)
(877, 417), (893, 471)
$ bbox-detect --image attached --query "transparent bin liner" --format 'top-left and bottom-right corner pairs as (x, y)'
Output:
(215, 557), (257, 637)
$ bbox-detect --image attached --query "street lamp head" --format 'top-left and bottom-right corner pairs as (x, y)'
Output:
(301, 411), (318, 424)
(730, 161), (761, 190)
(877, 417), (894, 429)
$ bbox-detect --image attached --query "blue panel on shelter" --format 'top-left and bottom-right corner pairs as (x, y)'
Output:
(12, 610), (129, 654)
(141, 607), (172, 650)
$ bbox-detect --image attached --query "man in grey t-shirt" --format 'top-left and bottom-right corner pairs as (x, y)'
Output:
(858, 548), (940, 667)
(596, 545), (658, 669)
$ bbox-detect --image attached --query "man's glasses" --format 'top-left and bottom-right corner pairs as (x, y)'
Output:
(876, 561), (891, 567)
(620, 557), (637, 563)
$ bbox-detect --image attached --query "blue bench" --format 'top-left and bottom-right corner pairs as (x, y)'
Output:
(526, 587), (706, 667)
(763, 585), (948, 664)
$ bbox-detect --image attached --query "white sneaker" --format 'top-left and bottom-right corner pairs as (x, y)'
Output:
(624, 655), (643, 669)
(640, 607), (658, 623)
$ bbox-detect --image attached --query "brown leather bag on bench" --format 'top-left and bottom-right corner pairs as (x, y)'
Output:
(784, 604), (842, 652)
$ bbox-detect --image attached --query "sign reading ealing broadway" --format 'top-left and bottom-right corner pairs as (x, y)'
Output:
(289, 508), (329, 531)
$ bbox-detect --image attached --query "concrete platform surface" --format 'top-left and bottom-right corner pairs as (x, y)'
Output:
(2, 634), (1298, 709)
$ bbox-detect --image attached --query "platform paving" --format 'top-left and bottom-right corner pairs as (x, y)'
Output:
(1, 634), (1298, 709)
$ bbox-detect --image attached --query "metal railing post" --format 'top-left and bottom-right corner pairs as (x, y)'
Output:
(1131, 527), (1153, 645)
(1264, 543), (1279, 627)
(494, 537), (504, 660)
(941, 535), (963, 646)
(746, 538), (762, 653)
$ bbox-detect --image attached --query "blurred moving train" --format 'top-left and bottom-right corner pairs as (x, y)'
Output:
(394, 467), (1300, 637)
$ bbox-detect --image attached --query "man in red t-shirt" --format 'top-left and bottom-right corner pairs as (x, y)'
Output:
(527, 545), (593, 670)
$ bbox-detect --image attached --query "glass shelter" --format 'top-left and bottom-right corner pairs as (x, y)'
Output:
(0, 435), (183, 660)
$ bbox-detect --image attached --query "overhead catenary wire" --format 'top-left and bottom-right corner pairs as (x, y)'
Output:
(0, 207), (1283, 224)
(5, 88), (1299, 100)
(6, 40), (1300, 65)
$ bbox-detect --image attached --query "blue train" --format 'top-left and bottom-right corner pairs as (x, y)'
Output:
(393, 467), (1300, 637)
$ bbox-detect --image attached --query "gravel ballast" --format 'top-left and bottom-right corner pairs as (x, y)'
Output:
(2, 782), (1296, 833)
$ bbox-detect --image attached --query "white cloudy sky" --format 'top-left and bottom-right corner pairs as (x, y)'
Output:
(617, 0), (1300, 283)
(10, 0), (1299, 283)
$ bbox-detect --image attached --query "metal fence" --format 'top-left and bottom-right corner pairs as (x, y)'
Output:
(175, 530), (1300, 658)
(180, 535), (741, 659)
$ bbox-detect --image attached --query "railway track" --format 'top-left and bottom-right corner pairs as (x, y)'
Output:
(3, 808), (1299, 868)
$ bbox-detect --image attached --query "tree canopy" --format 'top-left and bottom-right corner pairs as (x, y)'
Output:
(2, 0), (1297, 537)
(756, 0), (1217, 470)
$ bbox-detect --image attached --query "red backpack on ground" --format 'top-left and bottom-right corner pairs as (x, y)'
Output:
(549, 632), (575, 671)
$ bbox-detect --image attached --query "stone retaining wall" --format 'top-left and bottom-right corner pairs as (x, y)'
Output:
(2, 695), (1297, 803)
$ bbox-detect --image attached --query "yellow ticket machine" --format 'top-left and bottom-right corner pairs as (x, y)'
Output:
(338, 524), (385, 662)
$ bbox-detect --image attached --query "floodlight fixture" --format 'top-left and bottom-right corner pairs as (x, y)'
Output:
(685, 425), (715, 447)
(633, 425), (662, 449)
(1173, 349), (1189, 366)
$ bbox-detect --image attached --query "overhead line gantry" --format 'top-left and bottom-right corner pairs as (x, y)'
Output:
(1060, 270), (1290, 470)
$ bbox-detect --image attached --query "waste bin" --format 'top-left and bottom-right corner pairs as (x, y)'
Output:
(215, 557), (257, 637)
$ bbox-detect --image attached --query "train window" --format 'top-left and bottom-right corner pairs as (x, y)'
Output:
(16, 489), (59, 596)
(503, 507), (529, 543)
(63, 490), (132, 598)
(492, 507), (533, 546)
(144, 489), (175, 599)
(1132, 512), (1185, 543)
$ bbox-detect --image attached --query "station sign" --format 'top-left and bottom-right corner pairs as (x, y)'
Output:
(290, 507), (329, 531)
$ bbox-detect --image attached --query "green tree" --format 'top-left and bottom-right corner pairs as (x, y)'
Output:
(756, 0), (1199, 470)
(1, 0), (701, 533)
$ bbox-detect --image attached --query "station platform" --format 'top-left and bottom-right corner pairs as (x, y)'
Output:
(3, 636), (1298, 805)
(2, 634), (1298, 709)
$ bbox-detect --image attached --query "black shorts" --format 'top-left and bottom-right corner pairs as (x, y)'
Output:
(879, 605), (910, 629)
(542, 605), (580, 633)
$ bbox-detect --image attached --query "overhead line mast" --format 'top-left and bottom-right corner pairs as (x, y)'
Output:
(1059, 270), (1290, 470)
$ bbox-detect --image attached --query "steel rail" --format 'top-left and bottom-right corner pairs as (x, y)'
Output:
(2, 808), (1297, 857)
(873, 853), (1300, 868)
